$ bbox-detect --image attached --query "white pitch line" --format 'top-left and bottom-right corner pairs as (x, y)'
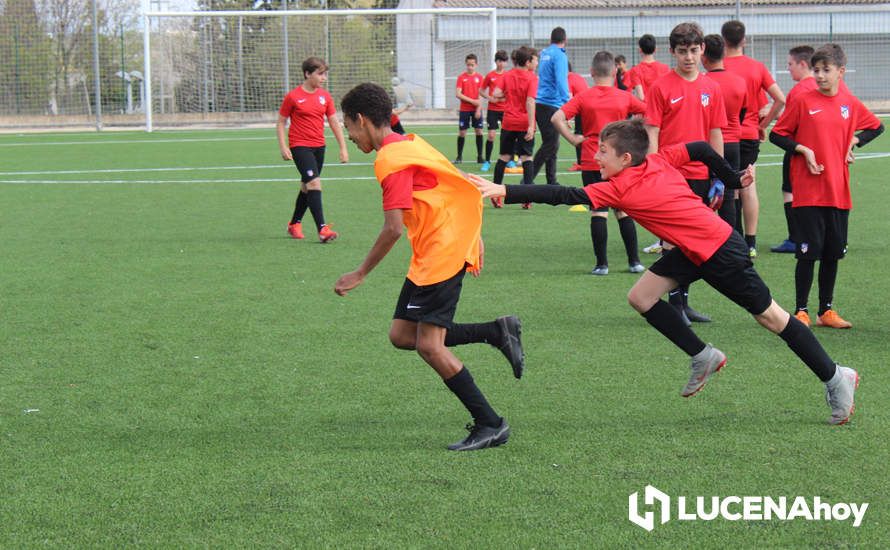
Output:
(4, 153), (890, 184)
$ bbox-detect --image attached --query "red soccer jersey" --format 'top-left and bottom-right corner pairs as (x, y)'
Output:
(500, 68), (539, 132)
(626, 61), (672, 98)
(704, 69), (748, 143)
(646, 72), (727, 179)
(482, 70), (507, 112)
(456, 71), (483, 112)
(379, 133), (438, 211)
(561, 86), (646, 170)
(568, 72), (588, 97)
(723, 55), (776, 141)
(279, 86), (336, 148)
(584, 144), (733, 265)
(784, 76), (818, 107)
(772, 88), (881, 210)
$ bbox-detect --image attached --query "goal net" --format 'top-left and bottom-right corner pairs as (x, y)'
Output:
(143, 7), (496, 130)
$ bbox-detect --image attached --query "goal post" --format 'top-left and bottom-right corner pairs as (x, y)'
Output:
(141, 7), (497, 132)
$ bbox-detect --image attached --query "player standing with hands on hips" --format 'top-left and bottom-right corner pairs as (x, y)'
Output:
(277, 57), (349, 243)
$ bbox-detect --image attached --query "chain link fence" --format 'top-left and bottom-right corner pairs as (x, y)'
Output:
(0, 2), (887, 130)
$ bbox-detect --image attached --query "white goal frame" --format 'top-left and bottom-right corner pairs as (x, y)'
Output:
(141, 5), (497, 132)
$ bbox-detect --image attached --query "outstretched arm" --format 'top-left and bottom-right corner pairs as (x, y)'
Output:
(685, 141), (753, 189)
(466, 174), (591, 206)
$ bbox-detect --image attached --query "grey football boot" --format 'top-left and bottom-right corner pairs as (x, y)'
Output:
(682, 344), (727, 397)
(825, 365), (859, 425)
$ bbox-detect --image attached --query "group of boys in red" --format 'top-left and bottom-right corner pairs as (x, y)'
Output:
(278, 22), (883, 450)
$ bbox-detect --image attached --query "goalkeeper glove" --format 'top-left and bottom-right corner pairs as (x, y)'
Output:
(708, 178), (725, 211)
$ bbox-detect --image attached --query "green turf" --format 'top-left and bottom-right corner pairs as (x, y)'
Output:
(1, 126), (889, 547)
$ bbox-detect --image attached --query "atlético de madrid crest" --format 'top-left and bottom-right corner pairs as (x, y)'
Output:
(701, 93), (710, 107)
(320, 96), (326, 105)
(840, 105), (849, 119)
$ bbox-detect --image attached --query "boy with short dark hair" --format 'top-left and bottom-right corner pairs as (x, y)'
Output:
(769, 43), (884, 329)
(646, 21), (727, 324)
(614, 55), (629, 91)
(471, 118), (860, 426)
(722, 19), (786, 257)
(771, 45), (817, 254)
(455, 53), (484, 164)
(491, 46), (539, 208)
(626, 34), (671, 101)
(701, 33), (749, 227)
(335, 82), (526, 451)
(480, 50), (510, 172)
(552, 50), (646, 275)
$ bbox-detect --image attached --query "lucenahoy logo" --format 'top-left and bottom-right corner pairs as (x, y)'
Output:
(629, 485), (868, 531)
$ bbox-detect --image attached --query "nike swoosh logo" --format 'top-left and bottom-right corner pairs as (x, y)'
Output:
(297, 99), (306, 103)
(809, 109), (822, 115)
(406, 304), (421, 309)
(670, 97), (683, 104)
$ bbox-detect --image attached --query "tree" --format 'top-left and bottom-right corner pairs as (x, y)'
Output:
(0, 0), (53, 114)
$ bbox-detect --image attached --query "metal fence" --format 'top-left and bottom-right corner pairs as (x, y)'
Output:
(0, 3), (887, 131)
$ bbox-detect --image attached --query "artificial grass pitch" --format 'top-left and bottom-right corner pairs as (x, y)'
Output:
(1, 127), (889, 547)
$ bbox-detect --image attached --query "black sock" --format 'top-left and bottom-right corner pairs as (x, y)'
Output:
(291, 191), (308, 224)
(818, 260), (839, 316)
(475, 135), (483, 158)
(784, 202), (795, 242)
(745, 234), (756, 249)
(457, 136), (465, 158)
(521, 160), (534, 185)
(778, 316), (837, 382)
(444, 366), (501, 427)
(734, 198), (743, 232)
(618, 216), (640, 265)
(590, 216), (608, 267)
(642, 300), (707, 356)
(795, 259), (815, 312)
(306, 189), (325, 231)
(485, 140), (494, 162)
(445, 322), (500, 347)
(494, 159), (507, 185)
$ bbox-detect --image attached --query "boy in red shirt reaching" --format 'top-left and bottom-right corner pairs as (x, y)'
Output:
(277, 57), (349, 242)
(770, 43), (884, 329)
(553, 51), (646, 275)
(471, 118), (860, 426)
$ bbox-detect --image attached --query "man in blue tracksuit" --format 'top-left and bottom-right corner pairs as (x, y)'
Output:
(533, 27), (570, 185)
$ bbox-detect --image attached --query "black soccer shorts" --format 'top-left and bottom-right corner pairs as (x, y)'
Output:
(459, 111), (483, 130)
(393, 268), (466, 328)
(291, 146), (326, 183)
(499, 129), (534, 158)
(487, 110), (504, 130)
(793, 206), (849, 261)
(649, 232), (773, 315)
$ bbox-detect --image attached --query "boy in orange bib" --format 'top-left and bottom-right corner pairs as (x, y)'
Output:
(334, 83), (525, 451)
